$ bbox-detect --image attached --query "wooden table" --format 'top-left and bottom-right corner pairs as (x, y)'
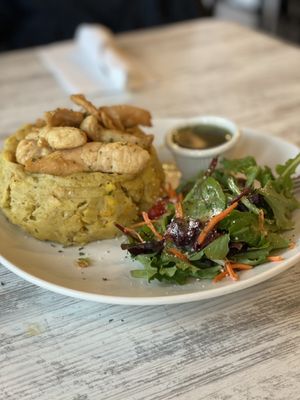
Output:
(0, 20), (299, 400)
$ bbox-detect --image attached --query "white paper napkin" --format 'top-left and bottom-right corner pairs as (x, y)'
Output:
(39, 23), (154, 95)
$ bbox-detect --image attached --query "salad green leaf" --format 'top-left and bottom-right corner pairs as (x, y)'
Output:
(275, 153), (300, 192)
(259, 181), (299, 230)
(183, 176), (226, 220)
(203, 234), (230, 260)
(227, 177), (259, 214)
(230, 248), (270, 266)
(219, 210), (264, 247)
(222, 156), (257, 173)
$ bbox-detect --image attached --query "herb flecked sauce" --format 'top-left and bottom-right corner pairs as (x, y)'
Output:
(173, 124), (232, 150)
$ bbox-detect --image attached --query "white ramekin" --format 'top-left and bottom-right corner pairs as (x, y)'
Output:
(165, 116), (241, 180)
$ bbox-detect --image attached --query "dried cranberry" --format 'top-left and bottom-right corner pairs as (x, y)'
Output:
(165, 218), (202, 247)
(248, 193), (262, 205)
(148, 200), (167, 220)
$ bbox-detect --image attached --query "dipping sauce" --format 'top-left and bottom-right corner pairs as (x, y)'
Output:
(173, 124), (232, 150)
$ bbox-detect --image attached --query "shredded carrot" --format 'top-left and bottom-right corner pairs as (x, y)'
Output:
(268, 256), (284, 262)
(225, 260), (239, 281)
(213, 270), (228, 283)
(142, 212), (163, 240)
(258, 209), (267, 236)
(166, 183), (177, 199)
(197, 202), (238, 245)
(167, 247), (190, 263)
(166, 183), (184, 203)
(177, 192), (183, 202)
(123, 227), (144, 243)
(231, 263), (253, 270)
(115, 222), (144, 243)
(175, 202), (183, 218)
(213, 262), (252, 283)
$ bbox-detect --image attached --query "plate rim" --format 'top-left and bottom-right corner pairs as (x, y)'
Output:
(1, 250), (299, 305)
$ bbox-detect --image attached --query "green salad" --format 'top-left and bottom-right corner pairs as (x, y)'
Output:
(116, 154), (300, 284)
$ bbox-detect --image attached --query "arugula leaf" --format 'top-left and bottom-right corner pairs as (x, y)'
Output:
(230, 248), (270, 265)
(160, 251), (190, 270)
(245, 166), (260, 187)
(259, 181), (299, 230)
(227, 177), (259, 214)
(190, 265), (221, 280)
(131, 250), (221, 284)
(161, 250), (221, 282)
(219, 210), (264, 247)
(256, 165), (274, 187)
(222, 156), (257, 173)
(265, 232), (289, 250)
(188, 250), (204, 261)
(275, 153), (300, 193)
(134, 254), (158, 280)
(229, 233), (288, 266)
(132, 252), (186, 284)
(183, 176), (226, 219)
(160, 265), (178, 278)
(161, 269), (190, 285)
(229, 233), (288, 267)
(257, 154), (300, 230)
(203, 234), (230, 260)
(130, 269), (148, 279)
(221, 157), (275, 187)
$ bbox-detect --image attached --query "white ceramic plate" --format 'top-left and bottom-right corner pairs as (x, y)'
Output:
(0, 119), (299, 305)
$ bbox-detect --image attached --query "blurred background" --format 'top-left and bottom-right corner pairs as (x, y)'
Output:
(0, 0), (299, 52)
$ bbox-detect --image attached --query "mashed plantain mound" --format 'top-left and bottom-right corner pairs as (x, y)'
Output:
(0, 125), (164, 245)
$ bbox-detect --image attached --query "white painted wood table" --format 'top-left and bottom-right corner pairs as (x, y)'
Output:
(0, 20), (300, 400)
